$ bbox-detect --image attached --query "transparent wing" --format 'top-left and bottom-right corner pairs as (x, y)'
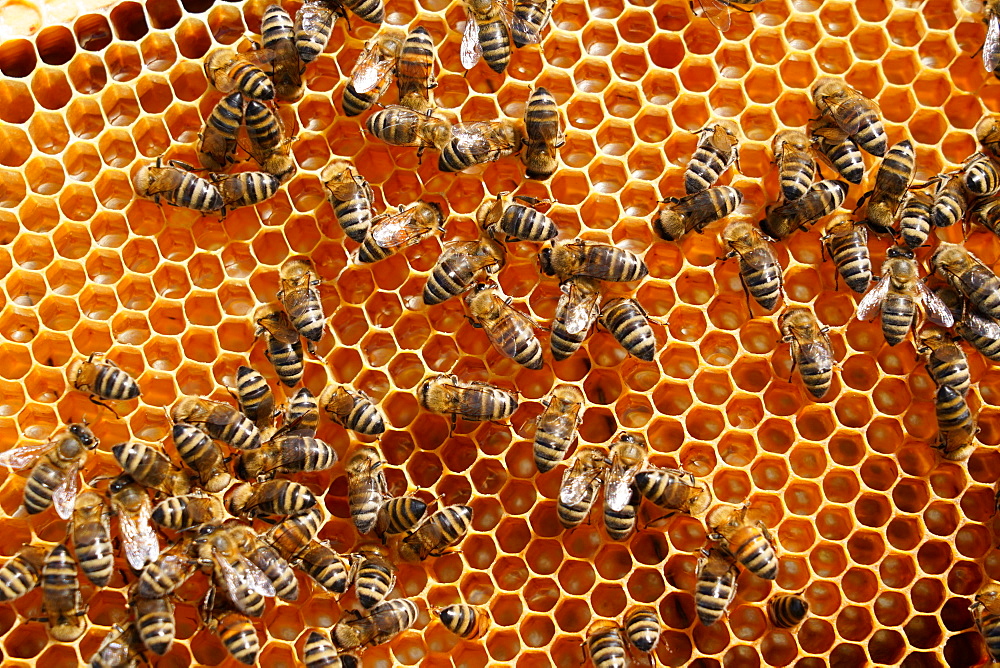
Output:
(258, 313), (299, 343)
(799, 339), (834, 371)
(215, 552), (277, 602)
(371, 209), (435, 249)
(0, 441), (55, 470)
(604, 452), (641, 512)
(117, 497), (160, 570)
(986, 14), (1000, 72)
(740, 245), (779, 271)
(483, 299), (537, 356)
(52, 464), (81, 520)
(917, 282), (956, 328)
(966, 313), (1000, 338)
(450, 122), (492, 151)
(559, 458), (598, 506)
(857, 275), (890, 321)
(461, 11), (483, 69)
(693, 0), (732, 31)
(352, 47), (397, 94)
(560, 284), (601, 335)
(509, 6), (543, 45)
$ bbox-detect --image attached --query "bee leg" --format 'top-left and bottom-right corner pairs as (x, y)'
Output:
(87, 395), (122, 419)
(642, 512), (676, 529)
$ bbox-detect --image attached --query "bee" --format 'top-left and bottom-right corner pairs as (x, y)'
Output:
(811, 76), (888, 157)
(465, 281), (544, 369)
(653, 185), (742, 241)
(227, 479), (318, 518)
(112, 441), (190, 496)
(304, 629), (359, 668)
(225, 521), (299, 602)
(965, 152), (1000, 197)
(423, 236), (506, 306)
(398, 504), (474, 562)
(197, 92), (244, 171)
(634, 467), (713, 514)
(109, 475), (161, 570)
(707, 504), (779, 580)
(41, 544), (86, 641)
(533, 384), (585, 473)
(135, 533), (197, 599)
(821, 216), (871, 293)
(935, 383), (978, 461)
(264, 507), (324, 560)
(235, 430), (338, 480)
(585, 620), (628, 668)
(295, 541), (358, 593)
(604, 433), (647, 512)
(343, 29), (404, 117)
(808, 117), (865, 185)
(0, 546), (46, 602)
(254, 303), (304, 387)
(436, 604), (490, 639)
(244, 101), (296, 183)
(684, 122), (739, 194)
(770, 129), (816, 201)
(195, 524), (276, 617)
(898, 191), (933, 250)
(439, 119), (523, 172)
(261, 4), (303, 103)
(768, 593), (809, 629)
(67, 351), (141, 408)
(204, 47), (275, 100)
(356, 201), (444, 264)
(461, 0), (512, 73)
(522, 87), (565, 180)
(279, 257), (325, 347)
(287, 387), (320, 435)
(550, 276), (602, 360)
(354, 544), (396, 609)
(779, 308), (835, 400)
(418, 373), (519, 428)
(376, 496), (429, 536)
(345, 446), (389, 534)
(932, 242), (1000, 321)
(919, 327), (971, 396)
(89, 623), (143, 668)
(974, 195), (1000, 237)
(721, 220), (783, 311)
(132, 158), (224, 212)
(343, 0), (385, 25)
(365, 106), (453, 153)
(215, 171), (282, 211)
(210, 611), (260, 666)
(539, 239), (648, 282)
(557, 446), (606, 530)
(978, 114), (1000, 161)
(935, 285), (1000, 361)
(130, 589), (175, 656)
(972, 581), (1000, 661)
(172, 395), (262, 451)
(623, 605), (660, 654)
(71, 489), (113, 587)
(512, 0), (552, 46)
(0, 422), (98, 519)
(599, 297), (658, 362)
(477, 192), (557, 242)
(322, 160), (376, 242)
(929, 173), (967, 229)
(858, 139), (916, 234)
(695, 545), (738, 626)
(761, 179), (847, 240)
(603, 485), (639, 542)
(152, 493), (225, 531)
(294, 0), (342, 63)
(319, 386), (387, 436)
(233, 365), (274, 429)
(397, 27), (437, 113)
(170, 424), (232, 493)
(333, 598), (419, 650)
(984, 1), (1000, 75)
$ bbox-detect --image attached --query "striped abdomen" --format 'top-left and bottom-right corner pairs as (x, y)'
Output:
(133, 595), (175, 655)
(851, 116), (888, 157)
(955, 266), (1000, 319)
(424, 254), (484, 306)
(213, 561), (265, 617)
(926, 345), (970, 395)
(778, 147), (816, 201)
(958, 317), (1000, 361)
(512, 0), (547, 46)
(297, 543), (354, 593)
(603, 487), (638, 541)
(355, 558), (393, 608)
(437, 604), (488, 639)
(634, 470), (693, 509)
(899, 194), (932, 249)
(729, 526), (778, 580)
(825, 231), (871, 293)
(376, 497), (427, 535)
(277, 436), (337, 473)
(459, 386), (517, 421)
(24, 460), (65, 514)
(739, 249), (782, 310)
(931, 179), (966, 228)
(235, 365), (273, 426)
(42, 544), (84, 641)
(623, 606), (659, 652)
(0, 550), (42, 601)
(817, 135), (864, 184)
(294, 4), (335, 63)
(557, 482), (597, 529)
(695, 564), (736, 626)
(580, 246), (648, 282)
(685, 143), (734, 194)
(333, 189), (374, 242)
(249, 543), (298, 601)
(965, 154), (1000, 196)
(217, 613), (260, 666)
(795, 341), (834, 399)
(343, 0), (384, 23)
(264, 334), (304, 387)
(303, 630), (348, 668)
(72, 515), (113, 586)
(533, 415), (576, 473)
(168, 172), (223, 211)
(479, 20), (511, 72)
(600, 298), (656, 361)
(172, 424), (225, 485)
(936, 383), (972, 432)
(93, 363), (140, 400)
(880, 294), (914, 346)
(499, 204), (557, 241)
(343, 81), (383, 117)
(230, 61), (273, 100)
(768, 595), (809, 629)
(586, 626), (627, 668)
(245, 100), (282, 153)
(336, 394), (386, 435)
(221, 172), (281, 209)
(283, 286), (324, 343)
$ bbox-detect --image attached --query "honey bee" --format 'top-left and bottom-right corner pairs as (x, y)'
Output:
(684, 122), (739, 194)
(135, 533), (197, 599)
(294, 0), (342, 63)
(0, 422), (97, 519)
(295, 541), (358, 593)
(171, 424), (232, 493)
(68, 352), (141, 409)
(812, 76), (888, 157)
(603, 485), (639, 542)
(234, 365), (274, 429)
(935, 383), (978, 461)
(932, 242), (1000, 321)
(376, 496), (429, 537)
(653, 185), (743, 241)
(439, 119), (523, 173)
(345, 445), (389, 534)
(522, 87), (565, 180)
(111, 441), (190, 502)
(356, 201), (445, 264)
(533, 384), (585, 473)
(930, 173), (968, 229)
(0, 546), (46, 602)
(599, 297), (658, 362)
(460, 0), (514, 73)
(398, 504), (474, 562)
(695, 545), (738, 626)
(634, 468), (713, 514)
(343, 0), (385, 25)
(132, 158), (224, 212)
(965, 152), (1000, 197)
(109, 475), (161, 571)
(424, 236), (506, 306)
(343, 29), (404, 117)
(397, 27), (437, 113)
(204, 47), (276, 100)
(279, 257), (325, 347)
(244, 101), (296, 183)
(130, 588), (175, 656)
(365, 106), (453, 153)
(319, 386), (387, 435)
(264, 507), (324, 560)
(287, 387), (320, 436)
(984, 1), (1000, 75)
(935, 285), (1000, 361)
(262, 4), (304, 103)
(436, 604), (490, 639)
(770, 129), (816, 202)
(227, 479), (318, 518)
(196, 523), (277, 617)
(512, 0), (552, 46)
(557, 446), (606, 529)
(304, 629), (359, 668)
(477, 192), (557, 242)
(214, 171), (282, 212)
(210, 611), (260, 666)
(254, 303), (304, 387)
(978, 114), (1000, 161)
(768, 593), (809, 629)
(821, 216), (871, 294)
(539, 239), (648, 282)
(604, 433), (647, 512)
(71, 489), (113, 587)
(972, 581), (1000, 661)
(465, 281), (544, 369)
(198, 92), (244, 171)
(623, 605), (660, 654)
(808, 117), (865, 185)
(708, 504), (778, 580)
(550, 276), (602, 360)
(898, 191), (933, 250)
(858, 139), (916, 234)
(761, 179), (848, 240)
(974, 195), (1000, 237)
(333, 598), (419, 650)
(322, 160), (376, 242)
(235, 430), (338, 480)
(41, 543), (86, 641)
(354, 544), (396, 609)
(89, 623), (143, 668)
(418, 373), (519, 428)
(172, 395), (263, 451)
(779, 308), (835, 400)
(721, 220), (783, 311)
(919, 327), (971, 396)
(152, 493), (225, 531)
(225, 521), (299, 602)
(585, 620), (628, 668)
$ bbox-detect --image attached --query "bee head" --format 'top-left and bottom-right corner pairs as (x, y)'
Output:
(538, 244), (555, 275)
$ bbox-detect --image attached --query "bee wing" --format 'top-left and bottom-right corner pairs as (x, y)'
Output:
(258, 313), (299, 343)
(52, 463), (81, 520)
(0, 441), (55, 469)
(559, 457), (599, 506)
(692, 0), (731, 31)
(371, 209), (435, 249)
(461, 11), (483, 69)
(604, 453), (640, 512)
(244, 48), (277, 67)
(822, 95), (877, 137)
(560, 283), (601, 334)
(483, 298), (538, 352)
(116, 497), (160, 570)
(986, 14), (1000, 72)
(966, 313), (1000, 339)
(507, 4), (544, 44)
(799, 339), (834, 371)
(856, 275), (890, 321)
(738, 244), (779, 271)
(917, 281), (956, 328)
(215, 552), (277, 601)
(352, 48), (397, 94)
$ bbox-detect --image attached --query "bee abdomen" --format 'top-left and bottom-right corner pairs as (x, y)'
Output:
(533, 431), (571, 472)
(265, 338), (304, 387)
(550, 320), (588, 361)
(94, 364), (140, 400)
(634, 470), (686, 509)
(343, 82), (379, 117)
(356, 561), (393, 608)
(424, 259), (476, 306)
(245, 100), (282, 152)
(377, 497), (427, 535)
(235, 365), (272, 425)
(603, 488), (639, 541)
(343, 0), (384, 24)
(437, 604), (486, 638)
(880, 295), (914, 346)
(732, 532), (778, 580)
(624, 607), (660, 652)
(600, 298), (656, 362)
(24, 462), (62, 514)
(936, 383), (972, 429)
(232, 61), (274, 100)
(74, 534), (113, 587)
(207, 92), (244, 137)
(779, 153), (816, 201)
(695, 572), (734, 626)
(798, 356), (833, 399)
(853, 117), (888, 157)
(820, 136), (865, 184)
(175, 172), (224, 211)
(685, 146), (732, 195)
(557, 485), (596, 529)
(501, 205), (557, 241)
(965, 155), (1000, 196)
(899, 196), (932, 249)
(217, 613), (260, 666)
(740, 259), (782, 310)
(346, 400), (387, 436)
(479, 21), (511, 73)
(294, 4), (334, 63)
(134, 595), (175, 655)
(931, 184), (966, 228)
(768, 594), (809, 629)
(223, 172), (281, 209)
(0, 553), (41, 601)
(334, 197), (374, 242)
(587, 628), (627, 668)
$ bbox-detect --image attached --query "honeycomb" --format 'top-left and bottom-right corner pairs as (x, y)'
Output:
(1, 0), (1000, 665)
